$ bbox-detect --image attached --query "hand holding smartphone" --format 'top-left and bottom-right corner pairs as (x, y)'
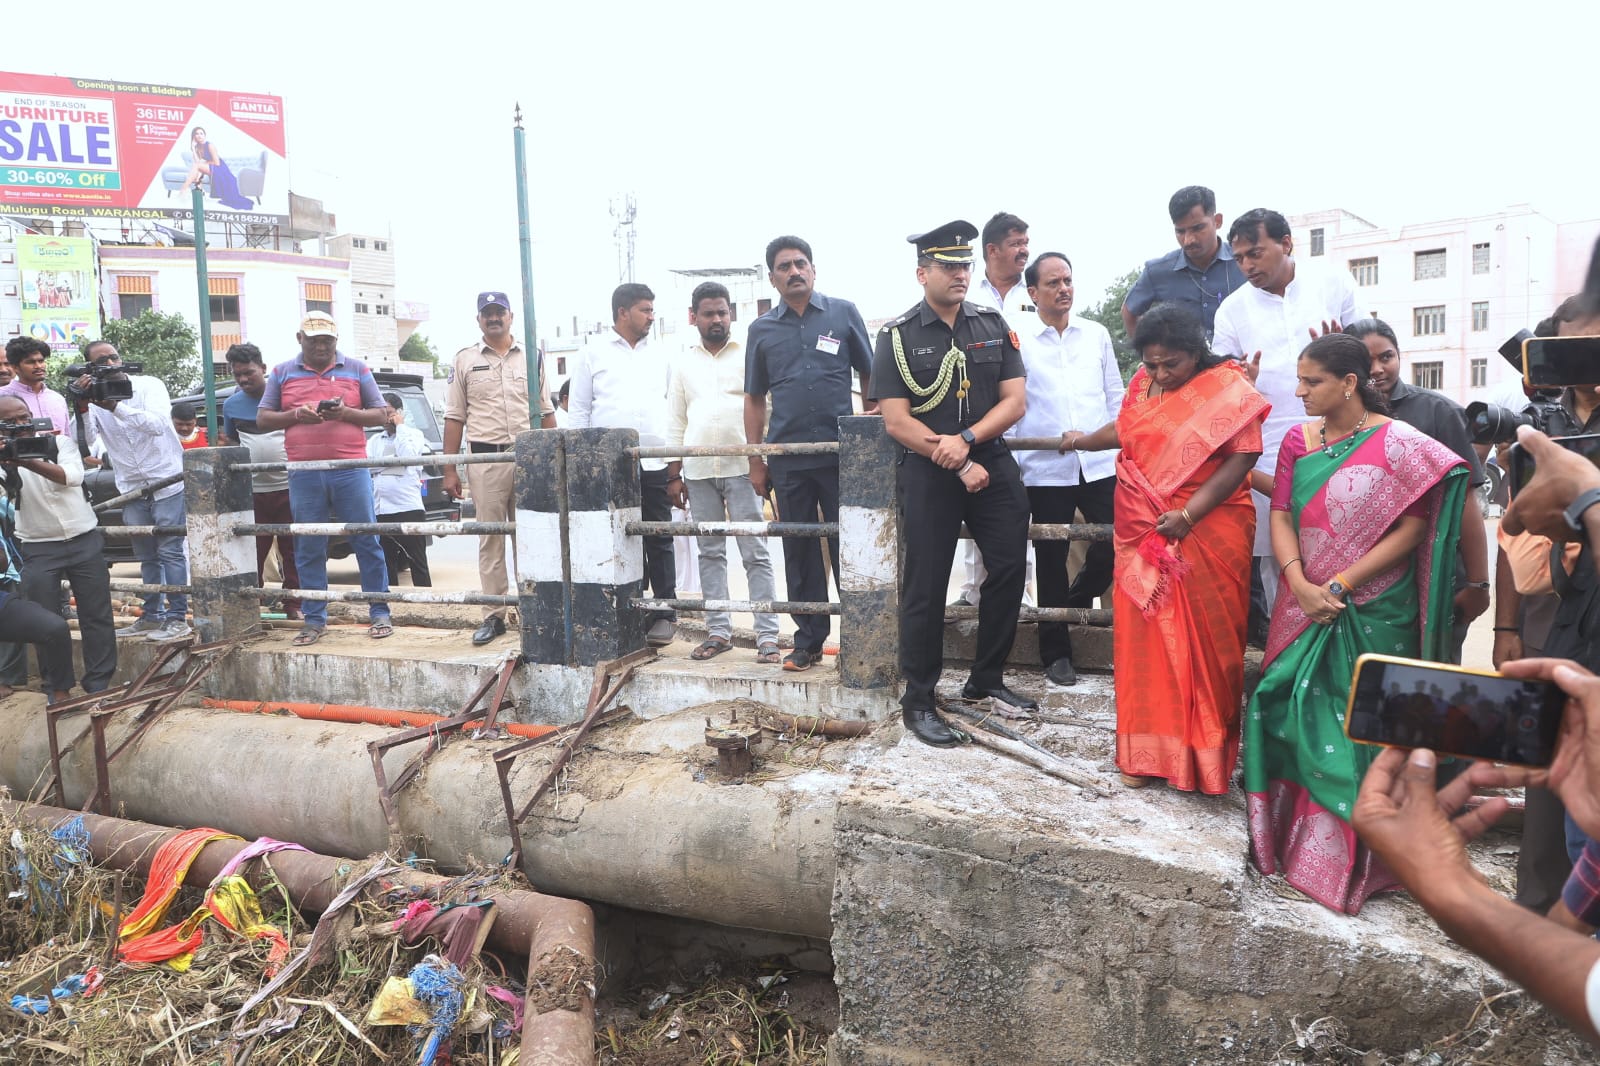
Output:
(1346, 653), (1565, 768)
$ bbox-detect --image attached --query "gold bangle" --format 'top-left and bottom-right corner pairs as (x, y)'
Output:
(1181, 507), (1195, 526)
(1284, 556), (1303, 569)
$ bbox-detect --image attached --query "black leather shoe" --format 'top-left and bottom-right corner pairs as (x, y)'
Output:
(902, 706), (963, 747)
(1045, 657), (1077, 686)
(472, 616), (507, 646)
(960, 682), (1039, 712)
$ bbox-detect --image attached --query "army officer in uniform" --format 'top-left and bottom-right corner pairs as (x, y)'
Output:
(870, 220), (1036, 747)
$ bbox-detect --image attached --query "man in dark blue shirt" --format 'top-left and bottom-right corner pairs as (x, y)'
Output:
(743, 235), (873, 671)
(1121, 185), (1247, 343)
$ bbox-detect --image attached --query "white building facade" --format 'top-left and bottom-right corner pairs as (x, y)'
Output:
(1289, 205), (1600, 405)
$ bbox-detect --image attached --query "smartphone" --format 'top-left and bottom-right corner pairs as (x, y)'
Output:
(1506, 433), (1600, 495)
(316, 398), (343, 412)
(1524, 335), (1600, 388)
(1345, 653), (1565, 768)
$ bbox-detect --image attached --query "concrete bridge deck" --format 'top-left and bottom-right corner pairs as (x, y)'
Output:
(0, 626), (1570, 1064)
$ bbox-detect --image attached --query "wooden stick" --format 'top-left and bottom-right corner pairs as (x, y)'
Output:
(758, 711), (873, 738)
(939, 710), (1113, 795)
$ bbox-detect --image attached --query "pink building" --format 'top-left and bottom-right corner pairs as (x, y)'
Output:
(1288, 205), (1600, 404)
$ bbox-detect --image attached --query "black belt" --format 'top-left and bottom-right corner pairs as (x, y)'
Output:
(469, 441), (511, 453)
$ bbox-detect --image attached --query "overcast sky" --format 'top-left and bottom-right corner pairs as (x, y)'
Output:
(34, 0), (1599, 351)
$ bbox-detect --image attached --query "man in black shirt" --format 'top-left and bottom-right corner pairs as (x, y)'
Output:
(1349, 317), (1491, 662)
(744, 236), (874, 671)
(870, 220), (1034, 746)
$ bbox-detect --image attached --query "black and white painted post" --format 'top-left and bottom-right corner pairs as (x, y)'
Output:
(518, 427), (648, 666)
(515, 428), (567, 665)
(837, 415), (900, 689)
(183, 445), (257, 641)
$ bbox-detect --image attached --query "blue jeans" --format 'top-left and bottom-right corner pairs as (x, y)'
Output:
(123, 491), (189, 624)
(287, 469), (389, 627)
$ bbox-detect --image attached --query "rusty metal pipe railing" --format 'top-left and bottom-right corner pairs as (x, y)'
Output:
(233, 452), (515, 472)
(3, 800), (597, 1064)
(634, 597), (838, 616)
(629, 442), (838, 458)
(626, 520), (835, 538)
(232, 522), (515, 537)
(91, 472), (186, 514)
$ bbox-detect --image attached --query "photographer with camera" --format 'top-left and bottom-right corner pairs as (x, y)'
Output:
(2, 338), (72, 438)
(74, 340), (190, 643)
(255, 313), (392, 645)
(0, 396), (114, 701)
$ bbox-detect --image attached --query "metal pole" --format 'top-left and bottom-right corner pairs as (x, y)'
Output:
(191, 187), (218, 442)
(513, 104), (541, 427)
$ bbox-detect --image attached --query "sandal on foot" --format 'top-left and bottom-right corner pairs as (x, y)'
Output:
(292, 626), (325, 647)
(1119, 773), (1158, 789)
(369, 620), (394, 640)
(691, 636), (732, 661)
(756, 643), (782, 664)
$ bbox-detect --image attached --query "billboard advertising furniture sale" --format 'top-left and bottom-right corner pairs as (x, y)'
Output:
(0, 72), (287, 223)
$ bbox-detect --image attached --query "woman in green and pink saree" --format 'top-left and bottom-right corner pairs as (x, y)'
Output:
(1245, 333), (1467, 914)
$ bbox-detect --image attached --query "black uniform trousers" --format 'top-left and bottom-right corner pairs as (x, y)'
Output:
(375, 508), (432, 587)
(638, 466), (677, 621)
(1028, 476), (1116, 667)
(18, 529), (115, 693)
(898, 446), (1028, 710)
(771, 463), (840, 655)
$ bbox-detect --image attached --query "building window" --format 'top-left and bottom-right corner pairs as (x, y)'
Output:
(556, 356), (567, 376)
(113, 273), (154, 319)
(1309, 228), (1325, 256)
(1472, 301), (1489, 331)
(1413, 305), (1446, 335)
(1414, 249), (1447, 280)
(374, 240), (388, 251)
(375, 304), (390, 316)
(1349, 257), (1379, 286)
(1471, 358), (1488, 387)
(1412, 362), (1444, 390)
(352, 237), (366, 249)
(208, 276), (242, 353)
(354, 302), (370, 314)
(1473, 242), (1490, 274)
(303, 281), (333, 315)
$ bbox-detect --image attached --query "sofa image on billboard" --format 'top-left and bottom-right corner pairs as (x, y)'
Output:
(161, 151), (268, 206)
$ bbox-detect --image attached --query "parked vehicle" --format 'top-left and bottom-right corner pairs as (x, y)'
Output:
(87, 371), (461, 562)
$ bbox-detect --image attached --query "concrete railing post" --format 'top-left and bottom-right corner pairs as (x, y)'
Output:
(183, 445), (256, 641)
(515, 429), (569, 665)
(837, 415), (899, 689)
(545, 428), (647, 666)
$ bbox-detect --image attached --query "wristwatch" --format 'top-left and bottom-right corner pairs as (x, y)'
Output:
(1327, 579), (1347, 598)
(1563, 487), (1600, 534)
(959, 428), (977, 446)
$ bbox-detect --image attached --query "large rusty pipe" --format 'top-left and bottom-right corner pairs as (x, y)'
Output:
(3, 800), (596, 1065)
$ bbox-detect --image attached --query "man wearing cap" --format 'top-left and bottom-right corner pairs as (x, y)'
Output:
(744, 236), (874, 671)
(871, 220), (1035, 747)
(76, 340), (191, 643)
(368, 390), (432, 588)
(256, 313), (393, 645)
(443, 292), (555, 646)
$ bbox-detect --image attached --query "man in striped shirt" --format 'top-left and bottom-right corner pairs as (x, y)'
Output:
(256, 313), (391, 645)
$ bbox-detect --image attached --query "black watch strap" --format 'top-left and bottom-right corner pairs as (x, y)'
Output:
(960, 428), (977, 446)
(1564, 487), (1600, 533)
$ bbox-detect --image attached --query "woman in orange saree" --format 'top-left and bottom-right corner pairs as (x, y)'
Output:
(1068, 304), (1268, 792)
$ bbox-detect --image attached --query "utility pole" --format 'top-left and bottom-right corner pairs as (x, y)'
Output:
(192, 187), (218, 442)
(513, 104), (541, 426)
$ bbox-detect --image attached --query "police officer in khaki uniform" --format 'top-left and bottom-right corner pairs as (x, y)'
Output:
(443, 291), (555, 645)
(870, 221), (1036, 747)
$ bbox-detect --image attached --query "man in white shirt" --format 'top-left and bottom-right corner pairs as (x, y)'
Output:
(76, 340), (190, 643)
(956, 212), (1037, 610)
(0, 396), (114, 700)
(368, 391), (431, 588)
(1012, 253), (1124, 686)
(665, 282), (780, 663)
(1212, 209), (1359, 618)
(569, 282), (676, 646)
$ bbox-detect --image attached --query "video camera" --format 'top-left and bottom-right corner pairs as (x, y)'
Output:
(0, 419), (58, 462)
(64, 360), (143, 404)
(1464, 330), (1564, 445)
